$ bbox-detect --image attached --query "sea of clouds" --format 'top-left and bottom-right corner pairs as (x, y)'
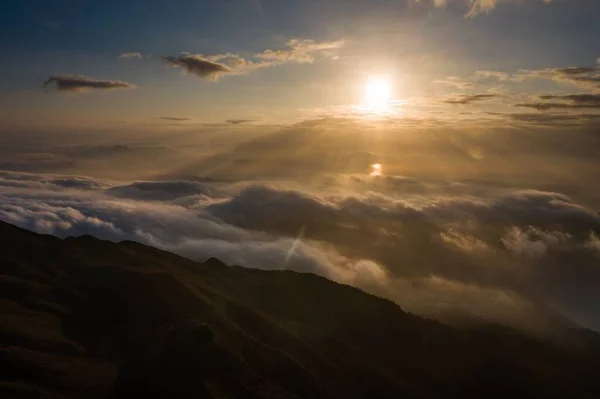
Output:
(2, 169), (599, 333)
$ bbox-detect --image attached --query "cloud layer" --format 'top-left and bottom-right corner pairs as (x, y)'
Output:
(1, 168), (599, 333)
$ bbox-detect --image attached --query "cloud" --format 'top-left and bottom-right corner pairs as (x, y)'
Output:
(1, 170), (600, 332)
(2, 116), (600, 333)
(432, 76), (476, 89)
(0, 173), (385, 286)
(160, 52), (278, 80)
(436, 61), (600, 92)
(160, 54), (235, 80)
(585, 233), (600, 254)
(516, 94), (600, 110)
(158, 116), (192, 121)
(106, 180), (215, 201)
(521, 66), (600, 89)
(430, 0), (557, 17)
(43, 75), (136, 92)
(497, 112), (600, 126)
(225, 119), (255, 125)
(443, 94), (498, 104)
(160, 39), (343, 81)
(255, 39), (345, 64)
(474, 70), (524, 82)
(501, 226), (575, 259)
(119, 52), (143, 59)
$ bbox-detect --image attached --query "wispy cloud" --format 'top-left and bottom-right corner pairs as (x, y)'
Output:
(443, 94), (498, 105)
(43, 75), (136, 92)
(160, 53), (275, 80)
(435, 59), (600, 94)
(119, 52), (143, 59)
(481, 64), (600, 89)
(226, 119), (255, 125)
(160, 54), (236, 80)
(161, 39), (344, 81)
(158, 116), (192, 121)
(256, 39), (345, 63)
(516, 94), (600, 110)
(496, 112), (600, 126)
(432, 76), (476, 89)
(520, 66), (600, 90)
(474, 70), (525, 82)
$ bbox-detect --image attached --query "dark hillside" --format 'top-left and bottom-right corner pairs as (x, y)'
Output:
(1, 220), (599, 398)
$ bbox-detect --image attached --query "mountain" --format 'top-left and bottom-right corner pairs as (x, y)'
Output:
(1, 220), (599, 398)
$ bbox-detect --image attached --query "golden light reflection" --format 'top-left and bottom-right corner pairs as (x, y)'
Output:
(370, 163), (383, 176)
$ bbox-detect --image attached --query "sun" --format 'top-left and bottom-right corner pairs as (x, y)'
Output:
(364, 77), (392, 109)
(370, 163), (383, 176)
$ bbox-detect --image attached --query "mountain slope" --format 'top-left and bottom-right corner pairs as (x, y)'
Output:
(0, 220), (599, 398)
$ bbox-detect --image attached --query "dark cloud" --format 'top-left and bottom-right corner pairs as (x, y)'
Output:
(443, 94), (498, 105)
(225, 119), (255, 125)
(539, 94), (600, 103)
(553, 67), (598, 76)
(160, 53), (274, 80)
(43, 75), (135, 92)
(160, 54), (234, 80)
(516, 103), (598, 111)
(520, 66), (600, 89)
(516, 94), (600, 110)
(158, 116), (192, 121)
(497, 112), (600, 126)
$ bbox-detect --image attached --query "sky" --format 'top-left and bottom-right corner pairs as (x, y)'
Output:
(1, 0), (600, 127)
(1, 0), (600, 332)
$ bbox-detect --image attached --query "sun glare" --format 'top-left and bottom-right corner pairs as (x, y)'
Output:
(370, 163), (382, 176)
(364, 77), (392, 109)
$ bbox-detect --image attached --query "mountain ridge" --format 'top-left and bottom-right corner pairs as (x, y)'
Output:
(1, 220), (599, 398)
